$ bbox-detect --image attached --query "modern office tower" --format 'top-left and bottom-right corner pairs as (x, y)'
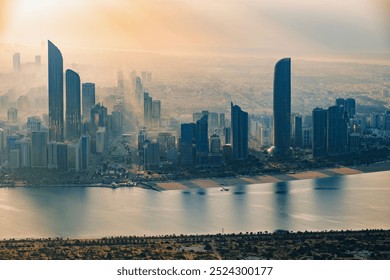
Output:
(209, 134), (222, 165)
(231, 102), (248, 160)
(6, 135), (20, 164)
(312, 108), (327, 158)
(91, 103), (108, 128)
(180, 123), (196, 166)
(303, 128), (312, 147)
(224, 127), (231, 144)
(57, 143), (68, 170)
(27, 117), (42, 132)
(261, 127), (271, 147)
(13, 53), (21, 72)
(82, 83), (96, 123)
(0, 128), (8, 163)
(370, 113), (380, 129)
(273, 57), (291, 157)
(19, 138), (31, 168)
(67, 143), (79, 171)
(65, 69), (81, 140)
(346, 98), (356, 118)
(31, 131), (47, 168)
(157, 132), (175, 161)
(96, 127), (106, 153)
(327, 105), (348, 154)
(219, 113), (225, 128)
(138, 127), (148, 152)
(79, 135), (90, 171)
(143, 92), (153, 127)
(293, 115), (303, 147)
(210, 134), (221, 155)
(196, 115), (209, 164)
(48, 40), (64, 142)
(209, 112), (219, 129)
(111, 110), (123, 135)
(349, 133), (361, 152)
(143, 141), (160, 170)
(152, 99), (161, 127)
(167, 147), (178, 164)
(135, 77), (143, 106)
(47, 141), (58, 169)
(384, 110), (390, 130)
(7, 108), (18, 124)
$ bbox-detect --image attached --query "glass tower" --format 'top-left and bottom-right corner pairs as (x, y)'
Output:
(273, 58), (291, 156)
(48, 40), (64, 142)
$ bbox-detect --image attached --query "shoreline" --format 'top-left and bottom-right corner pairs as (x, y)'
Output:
(1, 161), (390, 190)
(153, 161), (390, 191)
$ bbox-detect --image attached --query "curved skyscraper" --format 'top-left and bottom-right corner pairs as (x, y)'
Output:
(273, 58), (291, 157)
(48, 40), (64, 142)
(65, 69), (81, 140)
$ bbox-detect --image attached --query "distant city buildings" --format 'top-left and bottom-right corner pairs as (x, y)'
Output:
(82, 83), (96, 124)
(65, 69), (81, 140)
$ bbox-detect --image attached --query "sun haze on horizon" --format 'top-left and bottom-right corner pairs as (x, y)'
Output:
(0, 0), (389, 62)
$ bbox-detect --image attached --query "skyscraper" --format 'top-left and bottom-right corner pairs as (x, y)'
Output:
(180, 123), (196, 166)
(144, 92), (153, 127)
(196, 115), (209, 164)
(48, 40), (64, 142)
(231, 102), (248, 160)
(273, 58), (291, 157)
(82, 83), (96, 123)
(31, 131), (48, 168)
(65, 69), (81, 140)
(312, 108), (327, 158)
(327, 105), (348, 154)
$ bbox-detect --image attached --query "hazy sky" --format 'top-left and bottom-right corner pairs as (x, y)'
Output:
(0, 0), (389, 61)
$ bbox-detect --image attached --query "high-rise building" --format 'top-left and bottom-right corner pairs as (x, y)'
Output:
(27, 117), (41, 132)
(196, 115), (209, 164)
(273, 58), (291, 156)
(152, 100), (161, 128)
(180, 123), (196, 166)
(346, 98), (356, 118)
(79, 135), (90, 171)
(31, 131), (47, 168)
(293, 115), (303, 147)
(13, 53), (21, 72)
(135, 77), (143, 106)
(312, 108), (327, 158)
(19, 138), (31, 168)
(327, 105), (348, 154)
(143, 141), (160, 170)
(231, 102), (248, 160)
(82, 83), (96, 123)
(7, 108), (17, 125)
(143, 92), (152, 127)
(219, 113), (225, 128)
(47, 141), (58, 169)
(65, 69), (81, 140)
(48, 40), (64, 142)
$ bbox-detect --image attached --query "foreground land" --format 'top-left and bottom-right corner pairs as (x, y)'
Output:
(1, 230), (389, 260)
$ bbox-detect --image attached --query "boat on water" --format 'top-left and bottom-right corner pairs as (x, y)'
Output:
(220, 187), (229, 191)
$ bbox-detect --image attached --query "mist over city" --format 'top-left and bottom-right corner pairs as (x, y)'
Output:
(0, 0), (389, 261)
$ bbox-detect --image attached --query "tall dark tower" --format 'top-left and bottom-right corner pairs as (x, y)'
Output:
(65, 69), (81, 140)
(82, 83), (96, 123)
(48, 40), (64, 142)
(231, 102), (248, 160)
(273, 58), (291, 156)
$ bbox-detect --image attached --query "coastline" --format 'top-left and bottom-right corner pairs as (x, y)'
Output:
(1, 161), (390, 190)
(153, 161), (390, 191)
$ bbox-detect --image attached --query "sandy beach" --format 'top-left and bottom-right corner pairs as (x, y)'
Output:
(154, 162), (390, 191)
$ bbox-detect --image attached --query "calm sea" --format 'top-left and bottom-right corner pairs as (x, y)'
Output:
(0, 171), (389, 238)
